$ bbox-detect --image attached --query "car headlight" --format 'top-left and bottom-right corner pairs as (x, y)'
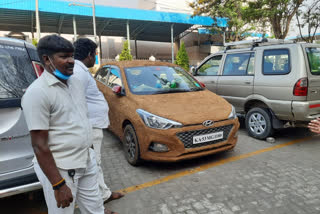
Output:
(136, 109), (183, 129)
(228, 105), (237, 119)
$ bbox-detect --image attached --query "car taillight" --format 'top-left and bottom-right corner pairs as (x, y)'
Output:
(32, 61), (44, 77)
(293, 78), (308, 96)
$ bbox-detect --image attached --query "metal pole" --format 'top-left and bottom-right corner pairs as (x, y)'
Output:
(135, 39), (138, 59)
(73, 16), (77, 41)
(92, 0), (100, 66)
(92, 0), (97, 42)
(127, 21), (131, 52)
(223, 30), (226, 46)
(171, 24), (174, 63)
(35, 0), (41, 40)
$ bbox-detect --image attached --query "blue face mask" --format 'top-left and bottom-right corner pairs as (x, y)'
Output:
(53, 69), (71, 80)
(49, 57), (72, 80)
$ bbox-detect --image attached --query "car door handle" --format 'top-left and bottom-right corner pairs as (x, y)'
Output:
(311, 90), (318, 93)
(244, 81), (251, 84)
(210, 81), (215, 83)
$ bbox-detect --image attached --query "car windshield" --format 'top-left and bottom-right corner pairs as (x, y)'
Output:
(124, 66), (203, 95)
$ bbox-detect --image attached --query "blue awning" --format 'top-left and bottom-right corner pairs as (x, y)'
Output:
(0, 0), (226, 42)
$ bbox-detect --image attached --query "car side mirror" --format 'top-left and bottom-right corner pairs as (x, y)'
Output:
(190, 66), (197, 75)
(112, 85), (123, 96)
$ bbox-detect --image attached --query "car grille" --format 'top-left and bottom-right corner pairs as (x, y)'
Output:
(176, 124), (233, 149)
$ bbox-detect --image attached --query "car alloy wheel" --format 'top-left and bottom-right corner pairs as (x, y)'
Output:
(123, 124), (141, 166)
(245, 107), (274, 139)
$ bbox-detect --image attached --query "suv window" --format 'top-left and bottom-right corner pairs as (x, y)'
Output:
(263, 49), (290, 75)
(222, 53), (254, 76)
(306, 47), (320, 75)
(0, 44), (36, 99)
(197, 55), (222, 76)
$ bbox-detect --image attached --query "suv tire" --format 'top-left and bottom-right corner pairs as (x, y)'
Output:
(245, 107), (274, 139)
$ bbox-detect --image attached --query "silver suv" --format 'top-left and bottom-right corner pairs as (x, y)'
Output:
(193, 39), (320, 139)
(0, 37), (43, 198)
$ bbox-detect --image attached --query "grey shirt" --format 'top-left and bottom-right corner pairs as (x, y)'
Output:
(22, 70), (92, 169)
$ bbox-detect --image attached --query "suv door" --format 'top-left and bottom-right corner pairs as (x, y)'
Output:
(193, 55), (223, 93)
(217, 52), (255, 113)
(304, 45), (320, 101)
(0, 41), (37, 177)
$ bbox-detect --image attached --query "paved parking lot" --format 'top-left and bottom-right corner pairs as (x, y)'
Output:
(1, 123), (320, 214)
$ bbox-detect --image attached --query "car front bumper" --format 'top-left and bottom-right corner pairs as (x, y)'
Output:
(135, 118), (240, 162)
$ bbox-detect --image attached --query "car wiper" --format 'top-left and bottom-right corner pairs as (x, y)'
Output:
(152, 89), (191, 94)
(190, 87), (204, 91)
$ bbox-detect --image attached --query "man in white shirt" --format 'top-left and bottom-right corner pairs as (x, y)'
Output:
(22, 35), (107, 213)
(73, 38), (124, 204)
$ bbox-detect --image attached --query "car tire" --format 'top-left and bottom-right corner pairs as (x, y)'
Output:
(245, 107), (274, 139)
(123, 124), (141, 166)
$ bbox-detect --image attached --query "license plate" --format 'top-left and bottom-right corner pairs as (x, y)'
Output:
(193, 131), (224, 144)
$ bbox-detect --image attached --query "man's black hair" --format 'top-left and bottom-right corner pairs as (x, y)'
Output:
(37, 34), (74, 64)
(74, 38), (97, 61)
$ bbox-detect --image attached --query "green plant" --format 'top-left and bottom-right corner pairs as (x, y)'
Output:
(119, 40), (132, 61)
(32, 38), (38, 47)
(175, 42), (189, 71)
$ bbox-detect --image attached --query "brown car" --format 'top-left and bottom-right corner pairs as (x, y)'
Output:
(95, 61), (239, 165)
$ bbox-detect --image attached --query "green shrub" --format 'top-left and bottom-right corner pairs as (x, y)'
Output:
(175, 42), (189, 71)
(119, 40), (132, 61)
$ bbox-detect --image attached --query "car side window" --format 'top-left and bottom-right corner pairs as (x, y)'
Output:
(95, 67), (110, 84)
(222, 53), (252, 76)
(263, 49), (290, 75)
(107, 67), (122, 88)
(0, 45), (36, 99)
(197, 55), (222, 76)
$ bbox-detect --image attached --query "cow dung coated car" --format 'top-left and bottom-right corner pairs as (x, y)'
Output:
(0, 37), (43, 198)
(95, 61), (239, 165)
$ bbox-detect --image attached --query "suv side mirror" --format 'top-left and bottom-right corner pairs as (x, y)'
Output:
(190, 66), (197, 75)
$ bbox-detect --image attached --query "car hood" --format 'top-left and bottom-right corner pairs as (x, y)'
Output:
(131, 90), (232, 125)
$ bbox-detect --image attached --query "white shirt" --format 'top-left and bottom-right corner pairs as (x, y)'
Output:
(73, 60), (110, 129)
(22, 70), (92, 169)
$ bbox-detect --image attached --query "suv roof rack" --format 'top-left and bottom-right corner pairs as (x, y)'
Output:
(224, 38), (295, 51)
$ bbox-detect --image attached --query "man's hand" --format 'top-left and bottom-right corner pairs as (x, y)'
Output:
(54, 184), (73, 208)
(308, 118), (320, 134)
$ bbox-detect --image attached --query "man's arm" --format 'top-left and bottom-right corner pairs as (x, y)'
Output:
(30, 130), (73, 208)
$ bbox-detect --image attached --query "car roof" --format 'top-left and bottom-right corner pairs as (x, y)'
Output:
(101, 60), (179, 68)
(0, 37), (26, 45)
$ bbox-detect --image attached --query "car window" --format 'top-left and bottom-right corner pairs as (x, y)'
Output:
(95, 67), (110, 84)
(306, 47), (320, 75)
(0, 44), (36, 99)
(197, 55), (222, 76)
(222, 53), (252, 76)
(263, 49), (290, 75)
(107, 67), (122, 88)
(125, 66), (203, 95)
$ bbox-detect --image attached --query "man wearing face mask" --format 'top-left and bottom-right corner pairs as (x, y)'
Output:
(21, 35), (108, 214)
(73, 38), (124, 206)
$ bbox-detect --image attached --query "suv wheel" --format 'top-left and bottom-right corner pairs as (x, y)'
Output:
(245, 107), (274, 139)
(123, 124), (141, 166)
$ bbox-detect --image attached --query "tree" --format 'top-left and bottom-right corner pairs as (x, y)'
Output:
(247, 0), (305, 39)
(189, 0), (256, 42)
(175, 42), (189, 71)
(296, 0), (320, 43)
(119, 40), (132, 61)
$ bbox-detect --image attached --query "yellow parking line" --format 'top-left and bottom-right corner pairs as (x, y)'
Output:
(119, 136), (313, 194)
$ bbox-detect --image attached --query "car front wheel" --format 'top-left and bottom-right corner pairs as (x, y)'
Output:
(245, 107), (274, 139)
(123, 124), (141, 166)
